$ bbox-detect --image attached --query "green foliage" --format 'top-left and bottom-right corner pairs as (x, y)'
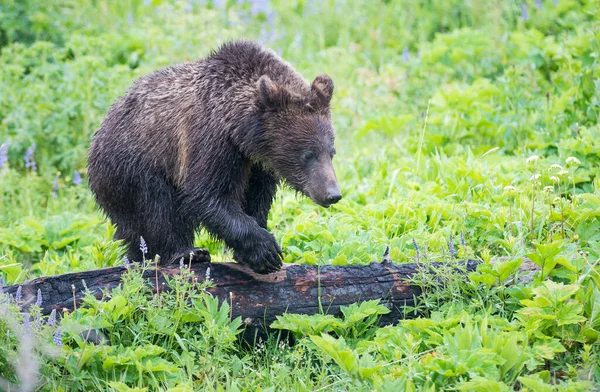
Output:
(0, 0), (599, 390)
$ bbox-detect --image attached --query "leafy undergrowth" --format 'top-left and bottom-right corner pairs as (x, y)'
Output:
(1, 0), (599, 390)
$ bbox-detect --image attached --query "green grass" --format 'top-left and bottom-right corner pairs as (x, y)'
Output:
(1, 0), (599, 390)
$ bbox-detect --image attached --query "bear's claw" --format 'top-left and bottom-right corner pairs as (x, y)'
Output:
(171, 248), (211, 265)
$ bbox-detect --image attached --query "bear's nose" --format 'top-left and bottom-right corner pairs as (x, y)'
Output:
(326, 191), (342, 205)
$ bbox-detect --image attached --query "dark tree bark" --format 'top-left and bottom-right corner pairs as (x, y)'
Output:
(3, 259), (481, 338)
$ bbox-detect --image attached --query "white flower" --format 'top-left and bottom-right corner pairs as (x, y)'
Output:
(550, 176), (560, 183)
(548, 164), (563, 172)
(530, 174), (541, 182)
(543, 186), (554, 193)
(526, 155), (540, 165)
(565, 156), (581, 167)
(558, 169), (569, 177)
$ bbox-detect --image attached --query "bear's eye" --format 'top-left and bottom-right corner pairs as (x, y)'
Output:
(302, 150), (316, 162)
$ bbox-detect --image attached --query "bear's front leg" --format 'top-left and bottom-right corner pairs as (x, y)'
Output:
(244, 166), (278, 229)
(201, 201), (283, 274)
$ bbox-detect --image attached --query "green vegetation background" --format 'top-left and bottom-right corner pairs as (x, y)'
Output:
(0, 0), (599, 390)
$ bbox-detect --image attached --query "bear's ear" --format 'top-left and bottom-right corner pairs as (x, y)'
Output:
(257, 75), (290, 111)
(311, 74), (334, 107)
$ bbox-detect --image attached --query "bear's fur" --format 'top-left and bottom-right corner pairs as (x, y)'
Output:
(87, 40), (341, 274)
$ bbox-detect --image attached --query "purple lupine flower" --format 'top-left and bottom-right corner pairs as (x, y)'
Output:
(0, 143), (8, 169)
(412, 238), (420, 259)
(521, 4), (529, 20)
(535, 0), (543, 8)
(140, 237), (148, 256)
(53, 328), (63, 347)
(123, 256), (131, 269)
(35, 313), (41, 329)
(15, 286), (22, 302)
(47, 309), (57, 326)
(24, 144), (37, 171)
(126, 11), (134, 25)
(36, 289), (42, 307)
(179, 257), (185, 269)
(460, 231), (466, 248)
(23, 313), (31, 331)
(73, 170), (82, 185)
(402, 47), (410, 61)
(0, 276), (3, 294)
(52, 174), (59, 198)
(448, 235), (457, 257)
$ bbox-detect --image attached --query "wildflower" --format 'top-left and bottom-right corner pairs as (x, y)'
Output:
(16, 286), (22, 302)
(412, 238), (420, 259)
(0, 276), (3, 294)
(521, 4), (529, 20)
(205, 267), (211, 281)
(36, 289), (42, 307)
(529, 174), (541, 182)
(448, 235), (457, 257)
(558, 169), (569, 177)
(81, 279), (88, 292)
(0, 143), (7, 168)
(548, 164), (563, 172)
(543, 186), (554, 193)
(552, 197), (562, 205)
(123, 256), (131, 269)
(52, 173), (59, 198)
(503, 185), (517, 195)
(35, 313), (41, 330)
(179, 257), (185, 269)
(73, 170), (82, 185)
(460, 231), (466, 248)
(565, 156), (581, 167)
(47, 309), (57, 326)
(24, 144), (37, 171)
(535, 0), (543, 8)
(550, 176), (560, 183)
(140, 237), (148, 256)
(525, 155), (539, 165)
(23, 313), (31, 331)
(53, 328), (63, 347)
(402, 47), (410, 61)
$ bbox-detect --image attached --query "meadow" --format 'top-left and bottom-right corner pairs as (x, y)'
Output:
(0, 0), (599, 390)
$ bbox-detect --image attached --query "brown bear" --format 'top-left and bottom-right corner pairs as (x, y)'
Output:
(87, 40), (341, 274)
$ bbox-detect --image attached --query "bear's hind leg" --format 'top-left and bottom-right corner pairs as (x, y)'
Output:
(136, 175), (195, 264)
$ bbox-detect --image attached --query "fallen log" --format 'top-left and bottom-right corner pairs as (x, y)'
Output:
(3, 258), (482, 338)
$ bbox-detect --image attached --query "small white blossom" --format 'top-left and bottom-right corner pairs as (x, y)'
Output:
(548, 164), (563, 172)
(558, 169), (569, 177)
(550, 176), (560, 183)
(566, 156), (581, 167)
(543, 186), (554, 193)
(526, 155), (540, 165)
(530, 174), (541, 182)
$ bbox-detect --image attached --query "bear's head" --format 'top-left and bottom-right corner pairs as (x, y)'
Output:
(256, 74), (341, 208)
